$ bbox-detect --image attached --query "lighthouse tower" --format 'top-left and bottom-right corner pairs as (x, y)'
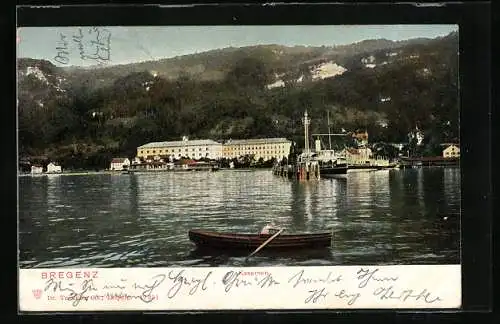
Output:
(302, 110), (311, 158)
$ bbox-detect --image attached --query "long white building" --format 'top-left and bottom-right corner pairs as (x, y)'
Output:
(137, 137), (223, 160)
(137, 137), (292, 162)
(222, 138), (292, 161)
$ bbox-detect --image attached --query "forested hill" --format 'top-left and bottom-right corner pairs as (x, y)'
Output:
(17, 31), (458, 169)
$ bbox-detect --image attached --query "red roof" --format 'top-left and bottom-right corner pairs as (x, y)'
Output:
(351, 131), (368, 140)
(183, 159), (197, 165)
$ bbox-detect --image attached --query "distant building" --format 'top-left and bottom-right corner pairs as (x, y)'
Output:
(19, 159), (31, 173)
(343, 147), (373, 164)
(137, 137), (292, 162)
(361, 55), (375, 64)
(442, 144), (460, 158)
(351, 131), (369, 146)
(31, 165), (43, 174)
(137, 137), (223, 160)
(222, 138), (292, 161)
(110, 158), (130, 171)
(46, 162), (62, 173)
(408, 127), (425, 146)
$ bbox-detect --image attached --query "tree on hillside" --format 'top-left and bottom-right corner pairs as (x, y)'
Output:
(225, 57), (274, 90)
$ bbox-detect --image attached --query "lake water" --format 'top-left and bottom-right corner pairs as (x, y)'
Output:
(18, 168), (460, 268)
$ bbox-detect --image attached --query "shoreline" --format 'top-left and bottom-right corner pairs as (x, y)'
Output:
(18, 165), (459, 178)
(18, 167), (274, 177)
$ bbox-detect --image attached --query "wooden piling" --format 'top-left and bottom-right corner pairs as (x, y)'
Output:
(273, 161), (320, 181)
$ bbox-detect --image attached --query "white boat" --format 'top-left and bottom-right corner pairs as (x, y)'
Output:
(311, 112), (348, 175)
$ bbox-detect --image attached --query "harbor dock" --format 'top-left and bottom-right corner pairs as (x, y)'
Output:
(273, 111), (321, 181)
(272, 162), (320, 180)
(398, 156), (459, 168)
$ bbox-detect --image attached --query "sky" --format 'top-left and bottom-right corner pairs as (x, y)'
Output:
(17, 25), (458, 67)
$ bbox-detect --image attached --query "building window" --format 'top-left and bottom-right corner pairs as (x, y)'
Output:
(147, 150), (150, 154)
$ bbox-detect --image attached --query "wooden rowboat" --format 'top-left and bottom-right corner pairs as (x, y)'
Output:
(188, 229), (332, 251)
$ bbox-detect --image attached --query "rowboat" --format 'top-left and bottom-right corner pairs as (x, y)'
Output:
(188, 229), (332, 251)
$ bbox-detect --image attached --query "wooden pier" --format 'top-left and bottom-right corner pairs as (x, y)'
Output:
(272, 161), (320, 181)
(398, 156), (459, 168)
(272, 111), (321, 181)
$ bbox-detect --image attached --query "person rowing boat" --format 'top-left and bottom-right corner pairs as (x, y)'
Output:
(260, 222), (280, 235)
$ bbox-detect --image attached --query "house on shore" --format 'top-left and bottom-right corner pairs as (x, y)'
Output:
(343, 147), (373, 164)
(351, 131), (369, 146)
(31, 165), (43, 174)
(110, 158), (130, 171)
(19, 159), (31, 173)
(442, 144), (460, 158)
(47, 162), (62, 173)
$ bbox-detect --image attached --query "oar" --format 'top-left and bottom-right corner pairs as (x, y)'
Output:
(245, 228), (285, 261)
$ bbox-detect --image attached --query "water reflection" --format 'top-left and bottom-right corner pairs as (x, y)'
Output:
(19, 168), (461, 268)
(444, 167), (461, 211)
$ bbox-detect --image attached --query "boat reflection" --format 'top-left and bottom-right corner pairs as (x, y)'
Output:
(187, 245), (332, 261)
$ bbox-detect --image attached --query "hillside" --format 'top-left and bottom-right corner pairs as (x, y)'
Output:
(18, 36), (435, 89)
(17, 32), (459, 169)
